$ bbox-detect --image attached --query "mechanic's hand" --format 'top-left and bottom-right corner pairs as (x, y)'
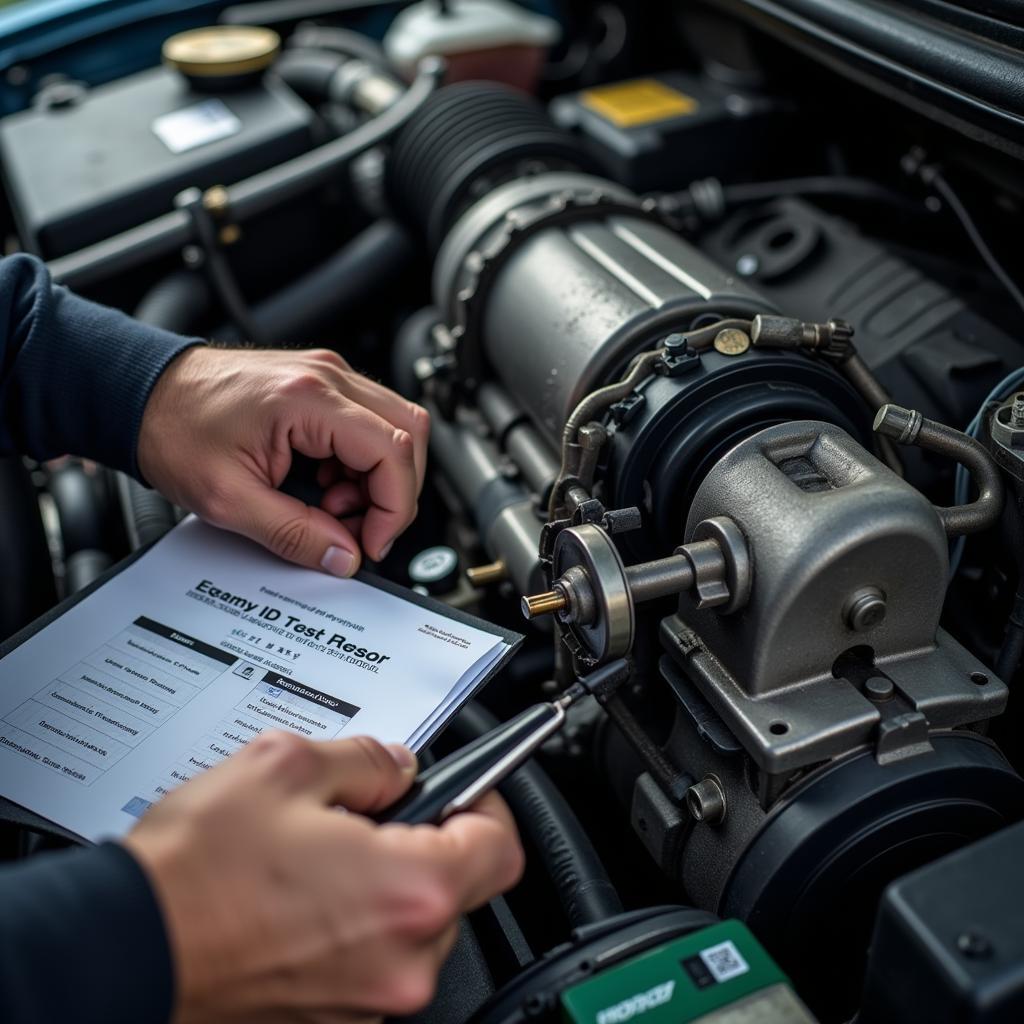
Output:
(124, 731), (524, 1024)
(137, 346), (430, 577)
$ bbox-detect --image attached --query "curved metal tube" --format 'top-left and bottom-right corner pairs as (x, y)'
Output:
(874, 404), (1004, 536)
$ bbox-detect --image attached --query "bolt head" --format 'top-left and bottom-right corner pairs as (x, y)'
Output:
(713, 328), (751, 356)
(844, 587), (887, 632)
(957, 930), (992, 959)
(686, 775), (726, 825)
(864, 675), (895, 701)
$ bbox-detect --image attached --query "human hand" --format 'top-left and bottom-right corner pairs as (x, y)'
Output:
(137, 346), (430, 577)
(123, 731), (524, 1023)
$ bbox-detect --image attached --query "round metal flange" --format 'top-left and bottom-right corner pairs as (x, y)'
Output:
(690, 516), (751, 614)
(553, 523), (634, 663)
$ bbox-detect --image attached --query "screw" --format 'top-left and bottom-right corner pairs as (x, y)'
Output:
(1011, 393), (1024, 428)
(844, 587), (888, 631)
(686, 776), (726, 825)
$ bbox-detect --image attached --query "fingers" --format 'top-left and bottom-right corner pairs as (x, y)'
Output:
(243, 732), (418, 811)
(435, 793), (524, 910)
(338, 376), (430, 491)
(226, 484), (365, 576)
(292, 399), (418, 563)
(321, 479), (365, 518)
(381, 793), (524, 916)
(308, 735), (418, 811)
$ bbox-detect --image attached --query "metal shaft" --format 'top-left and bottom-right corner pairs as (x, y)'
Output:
(522, 590), (568, 619)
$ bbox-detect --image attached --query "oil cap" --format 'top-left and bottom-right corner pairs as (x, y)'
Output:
(408, 546), (460, 594)
(163, 26), (280, 89)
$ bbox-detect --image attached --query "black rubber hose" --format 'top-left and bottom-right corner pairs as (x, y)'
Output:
(274, 48), (345, 101)
(134, 269), (212, 333)
(217, 218), (415, 345)
(289, 24), (389, 68)
(451, 702), (623, 928)
(47, 60), (442, 290)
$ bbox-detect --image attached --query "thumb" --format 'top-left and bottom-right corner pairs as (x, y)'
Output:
(226, 483), (363, 577)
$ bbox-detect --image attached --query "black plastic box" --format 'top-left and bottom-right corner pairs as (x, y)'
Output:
(0, 66), (315, 258)
(861, 820), (1024, 1023)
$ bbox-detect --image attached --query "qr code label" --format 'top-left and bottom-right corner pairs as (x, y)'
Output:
(698, 940), (749, 983)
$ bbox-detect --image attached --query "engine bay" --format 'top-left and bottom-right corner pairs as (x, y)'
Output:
(3, 1), (1024, 1021)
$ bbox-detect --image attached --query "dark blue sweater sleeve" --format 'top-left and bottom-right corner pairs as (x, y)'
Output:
(0, 842), (174, 1023)
(0, 253), (204, 477)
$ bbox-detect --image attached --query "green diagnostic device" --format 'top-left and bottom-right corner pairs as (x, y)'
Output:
(560, 920), (815, 1024)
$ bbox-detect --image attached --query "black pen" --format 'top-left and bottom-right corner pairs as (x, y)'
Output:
(376, 659), (632, 826)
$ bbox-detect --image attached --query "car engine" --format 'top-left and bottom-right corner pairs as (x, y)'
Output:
(2, 1), (1024, 1021)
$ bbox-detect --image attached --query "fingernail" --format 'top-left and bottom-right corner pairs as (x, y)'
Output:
(378, 540), (394, 562)
(386, 743), (417, 774)
(321, 545), (356, 578)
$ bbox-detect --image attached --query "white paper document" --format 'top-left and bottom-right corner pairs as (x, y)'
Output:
(0, 518), (514, 843)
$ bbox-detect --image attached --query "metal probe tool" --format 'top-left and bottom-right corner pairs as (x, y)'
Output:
(375, 658), (632, 825)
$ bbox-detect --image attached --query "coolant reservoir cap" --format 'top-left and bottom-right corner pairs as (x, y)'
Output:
(163, 26), (280, 81)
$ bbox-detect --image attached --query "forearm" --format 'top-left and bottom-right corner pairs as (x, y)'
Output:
(0, 254), (203, 477)
(0, 842), (174, 1024)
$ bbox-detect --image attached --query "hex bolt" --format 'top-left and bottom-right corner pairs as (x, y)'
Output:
(686, 776), (726, 825)
(844, 587), (887, 632)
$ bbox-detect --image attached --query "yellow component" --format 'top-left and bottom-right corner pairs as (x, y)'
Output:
(713, 328), (751, 356)
(466, 560), (508, 587)
(581, 79), (698, 127)
(163, 25), (280, 78)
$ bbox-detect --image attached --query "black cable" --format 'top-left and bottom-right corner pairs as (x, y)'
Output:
(451, 702), (624, 928)
(177, 189), (265, 346)
(925, 168), (1024, 319)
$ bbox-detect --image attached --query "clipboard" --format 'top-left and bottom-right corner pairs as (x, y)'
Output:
(0, 526), (523, 846)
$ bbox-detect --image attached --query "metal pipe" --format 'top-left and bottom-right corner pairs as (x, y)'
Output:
(874, 404), (1004, 535)
(625, 555), (695, 604)
(47, 60), (443, 290)
(506, 425), (559, 500)
(478, 382), (560, 499)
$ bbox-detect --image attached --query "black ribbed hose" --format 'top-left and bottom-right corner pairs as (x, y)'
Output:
(451, 702), (623, 928)
(387, 81), (593, 248)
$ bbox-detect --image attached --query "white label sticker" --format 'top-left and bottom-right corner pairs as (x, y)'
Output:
(152, 99), (241, 154)
(698, 940), (749, 983)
